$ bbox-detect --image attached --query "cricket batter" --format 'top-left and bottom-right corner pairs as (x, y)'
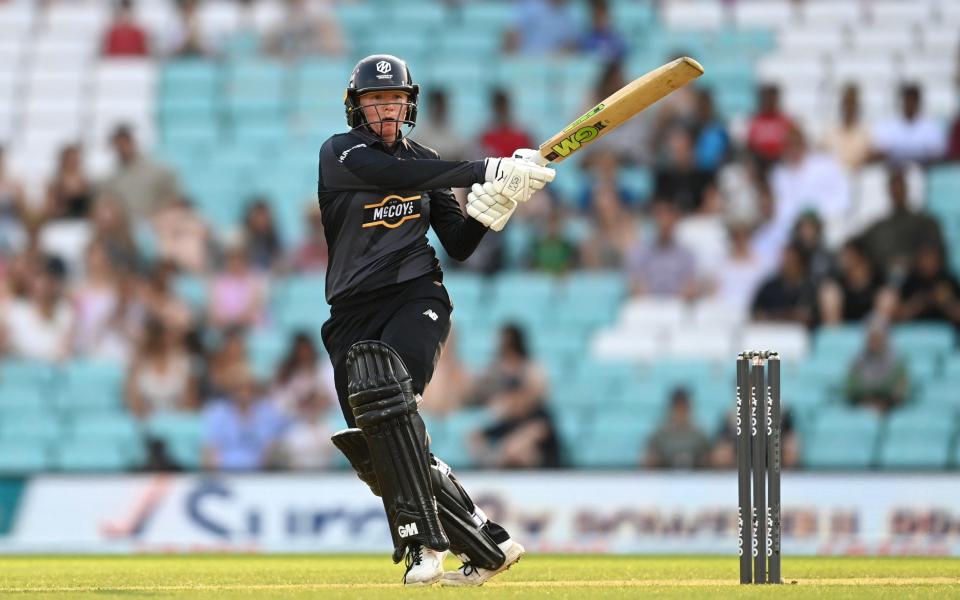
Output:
(318, 54), (555, 586)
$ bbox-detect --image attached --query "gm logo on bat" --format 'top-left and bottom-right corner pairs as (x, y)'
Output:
(544, 119), (610, 162)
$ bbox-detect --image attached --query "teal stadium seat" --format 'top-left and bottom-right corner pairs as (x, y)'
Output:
(248, 329), (289, 379)
(574, 412), (653, 468)
(161, 60), (220, 98)
(55, 440), (131, 472)
(0, 441), (50, 473)
(0, 411), (62, 444)
(71, 413), (143, 452)
(918, 380), (960, 410)
(173, 274), (208, 311)
(430, 409), (491, 469)
(0, 360), (57, 387)
(224, 60), (288, 120)
(878, 409), (955, 469)
(147, 412), (203, 470)
(803, 407), (881, 469)
(891, 324), (955, 357)
(56, 360), (125, 414)
(814, 324), (865, 358)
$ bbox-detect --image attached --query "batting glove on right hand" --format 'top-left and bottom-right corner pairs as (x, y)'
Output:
(466, 182), (517, 232)
(483, 157), (556, 204)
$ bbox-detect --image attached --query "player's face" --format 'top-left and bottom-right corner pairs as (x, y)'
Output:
(358, 91), (409, 143)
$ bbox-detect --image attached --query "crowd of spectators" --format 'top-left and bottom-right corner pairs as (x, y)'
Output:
(1, 0), (960, 471)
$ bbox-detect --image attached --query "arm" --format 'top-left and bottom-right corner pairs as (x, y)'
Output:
(322, 137), (485, 192)
(428, 187), (487, 261)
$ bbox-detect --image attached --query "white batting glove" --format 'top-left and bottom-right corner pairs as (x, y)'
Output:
(466, 182), (517, 232)
(483, 157), (556, 204)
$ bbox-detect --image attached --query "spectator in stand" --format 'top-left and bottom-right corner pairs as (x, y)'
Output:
(845, 322), (909, 414)
(0, 146), (29, 259)
(45, 145), (93, 223)
(265, 0), (344, 60)
(102, 0), (150, 57)
(271, 331), (336, 418)
(626, 200), (698, 299)
(654, 127), (714, 213)
(90, 195), (142, 274)
(578, 0), (627, 63)
(746, 84), (796, 168)
(947, 105), (960, 161)
(138, 260), (194, 335)
(152, 196), (212, 273)
(822, 84), (872, 172)
(0, 256), (73, 362)
(528, 208), (577, 275)
(207, 243), (267, 330)
(242, 199), (284, 273)
(751, 242), (817, 327)
(421, 329), (472, 416)
(201, 367), (289, 471)
(469, 324), (560, 468)
(101, 125), (179, 222)
(856, 167), (945, 277)
(708, 222), (768, 315)
(645, 388), (710, 469)
(477, 89), (535, 158)
(769, 125), (850, 248)
(692, 88), (729, 174)
(896, 241), (960, 328)
(291, 204), (328, 273)
(203, 326), (252, 400)
(578, 151), (639, 211)
(718, 151), (764, 226)
(126, 319), (198, 419)
(412, 89), (470, 162)
(503, 0), (577, 55)
(276, 388), (335, 470)
(579, 174), (636, 269)
(791, 211), (833, 286)
(676, 185), (728, 280)
(873, 84), (946, 165)
(157, 0), (209, 57)
(70, 241), (136, 361)
(820, 241), (896, 325)
(0, 250), (39, 306)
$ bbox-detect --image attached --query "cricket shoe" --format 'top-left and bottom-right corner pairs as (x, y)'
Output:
(439, 539), (525, 587)
(402, 544), (446, 586)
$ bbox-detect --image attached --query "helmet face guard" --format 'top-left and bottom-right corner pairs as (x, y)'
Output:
(345, 54), (419, 139)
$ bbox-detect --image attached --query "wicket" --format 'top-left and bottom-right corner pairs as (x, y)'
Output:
(737, 351), (782, 584)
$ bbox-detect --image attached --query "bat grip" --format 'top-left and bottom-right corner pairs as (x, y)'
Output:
(531, 152), (550, 167)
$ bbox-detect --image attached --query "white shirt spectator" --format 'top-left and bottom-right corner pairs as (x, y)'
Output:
(770, 152), (850, 248)
(3, 299), (74, 361)
(872, 115), (946, 164)
(713, 250), (769, 314)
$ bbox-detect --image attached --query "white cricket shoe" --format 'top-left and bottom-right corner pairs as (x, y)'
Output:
(402, 544), (446, 586)
(439, 539), (525, 587)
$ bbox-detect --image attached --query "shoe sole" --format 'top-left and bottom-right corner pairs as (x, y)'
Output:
(403, 572), (443, 587)
(439, 544), (526, 587)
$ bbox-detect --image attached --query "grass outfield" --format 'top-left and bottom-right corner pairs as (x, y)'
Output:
(0, 555), (957, 598)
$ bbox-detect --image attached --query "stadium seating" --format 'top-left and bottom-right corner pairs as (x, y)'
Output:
(1, 0), (959, 474)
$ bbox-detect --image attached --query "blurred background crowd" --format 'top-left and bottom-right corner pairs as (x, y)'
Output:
(0, 0), (959, 473)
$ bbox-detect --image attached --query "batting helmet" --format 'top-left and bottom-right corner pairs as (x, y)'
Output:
(344, 54), (419, 131)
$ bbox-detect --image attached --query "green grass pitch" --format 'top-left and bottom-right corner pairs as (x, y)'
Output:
(0, 555), (957, 598)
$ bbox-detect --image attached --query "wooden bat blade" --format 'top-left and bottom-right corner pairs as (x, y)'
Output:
(536, 57), (704, 165)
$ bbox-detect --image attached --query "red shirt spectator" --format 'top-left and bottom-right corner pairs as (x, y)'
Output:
(746, 84), (795, 165)
(478, 89), (535, 158)
(103, 0), (149, 57)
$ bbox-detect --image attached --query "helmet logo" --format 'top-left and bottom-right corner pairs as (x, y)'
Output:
(376, 61), (392, 74)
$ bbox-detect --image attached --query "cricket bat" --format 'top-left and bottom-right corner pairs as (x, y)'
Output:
(533, 57), (704, 165)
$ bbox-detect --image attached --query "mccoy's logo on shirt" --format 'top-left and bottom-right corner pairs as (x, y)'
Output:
(362, 194), (422, 229)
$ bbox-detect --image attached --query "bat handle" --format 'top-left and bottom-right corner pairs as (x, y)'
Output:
(530, 152), (551, 167)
